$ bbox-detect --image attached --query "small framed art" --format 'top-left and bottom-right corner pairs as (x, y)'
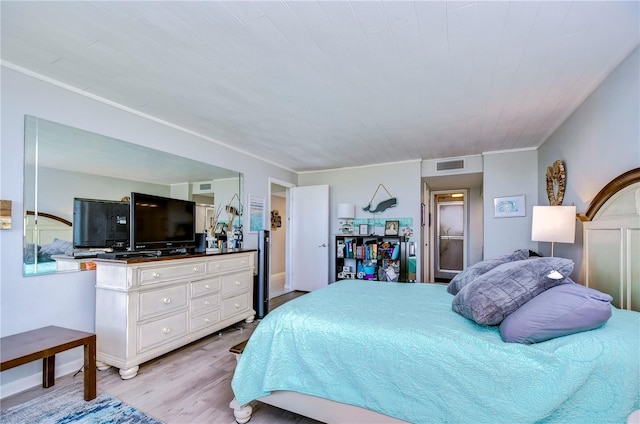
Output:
(385, 220), (399, 236)
(494, 195), (526, 218)
(358, 224), (369, 235)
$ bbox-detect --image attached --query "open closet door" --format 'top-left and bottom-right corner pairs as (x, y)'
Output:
(290, 185), (329, 291)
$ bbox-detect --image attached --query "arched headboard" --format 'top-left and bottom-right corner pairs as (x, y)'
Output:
(582, 168), (640, 311)
(577, 167), (640, 221)
(25, 211), (72, 245)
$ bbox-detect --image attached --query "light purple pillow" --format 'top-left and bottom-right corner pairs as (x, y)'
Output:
(446, 249), (530, 295)
(451, 257), (574, 325)
(500, 283), (612, 344)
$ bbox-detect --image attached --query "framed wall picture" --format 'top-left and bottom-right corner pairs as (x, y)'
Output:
(358, 224), (369, 235)
(248, 194), (265, 232)
(384, 220), (399, 236)
(494, 195), (526, 218)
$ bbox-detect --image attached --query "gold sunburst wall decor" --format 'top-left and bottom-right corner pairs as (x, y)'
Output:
(546, 160), (566, 205)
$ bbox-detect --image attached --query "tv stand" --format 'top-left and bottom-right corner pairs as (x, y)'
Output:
(94, 250), (256, 379)
(156, 247), (188, 256)
(96, 251), (153, 260)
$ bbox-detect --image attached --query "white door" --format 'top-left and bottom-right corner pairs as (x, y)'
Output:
(290, 184), (329, 291)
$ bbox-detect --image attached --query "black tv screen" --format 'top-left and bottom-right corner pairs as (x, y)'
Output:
(73, 198), (130, 249)
(130, 192), (196, 251)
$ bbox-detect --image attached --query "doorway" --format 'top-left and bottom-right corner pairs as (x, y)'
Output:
(432, 191), (467, 283)
(269, 181), (290, 298)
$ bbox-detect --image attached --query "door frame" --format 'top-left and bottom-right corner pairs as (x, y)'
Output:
(422, 182), (430, 282)
(268, 178), (296, 292)
(429, 189), (469, 282)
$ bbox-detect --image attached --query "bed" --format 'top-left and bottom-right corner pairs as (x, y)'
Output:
(231, 279), (639, 423)
(23, 211), (73, 275)
(230, 170), (640, 423)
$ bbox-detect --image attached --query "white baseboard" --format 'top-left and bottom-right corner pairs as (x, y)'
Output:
(0, 358), (84, 400)
(270, 272), (285, 289)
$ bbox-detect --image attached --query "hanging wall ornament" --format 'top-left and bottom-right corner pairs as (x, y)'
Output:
(362, 183), (398, 213)
(546, 160), (566, 205)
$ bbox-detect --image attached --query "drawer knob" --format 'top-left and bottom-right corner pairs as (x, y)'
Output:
(163, 327), (171, 334)
(205, 318), (210, 323)
(153, 272), (160, 278)
(234, 281), (241, 286)
(215, 264), (220, 269)
(205, 301), (210, 305)
(205, 285), (210, 289)
(234, 303), (241, 308)
(163, 298), (172, 304)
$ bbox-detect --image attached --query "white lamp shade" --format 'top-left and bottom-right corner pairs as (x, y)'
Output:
(337, 203), (355, 219)
(531, 205), (576, 243)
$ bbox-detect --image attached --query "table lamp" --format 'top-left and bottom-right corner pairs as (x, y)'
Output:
(337, 203), (355, 234)
(531, 205), (576, 257)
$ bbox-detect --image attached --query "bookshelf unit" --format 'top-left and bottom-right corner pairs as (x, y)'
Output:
(335, 235), (407, 282)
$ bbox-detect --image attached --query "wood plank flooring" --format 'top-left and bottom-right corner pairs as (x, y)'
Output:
(1, 291), (321, 424)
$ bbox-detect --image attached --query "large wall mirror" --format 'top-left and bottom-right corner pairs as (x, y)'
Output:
(24, 115), (243, 276)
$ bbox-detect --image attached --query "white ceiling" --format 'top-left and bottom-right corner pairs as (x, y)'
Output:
(2, 1), (638, 173)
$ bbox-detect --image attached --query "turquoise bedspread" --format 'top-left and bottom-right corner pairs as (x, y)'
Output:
(231, 280), (640, 423)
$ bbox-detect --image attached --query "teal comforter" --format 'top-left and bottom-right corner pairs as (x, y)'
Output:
(231, 280), (640, 423)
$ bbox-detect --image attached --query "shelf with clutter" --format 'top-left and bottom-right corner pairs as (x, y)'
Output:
(335, 235), (406, 282)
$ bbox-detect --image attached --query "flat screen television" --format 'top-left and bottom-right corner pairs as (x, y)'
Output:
(130, 192), (196, 252)
(73, 198), (130, 250)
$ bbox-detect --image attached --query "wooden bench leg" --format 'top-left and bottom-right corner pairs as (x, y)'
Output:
(84, 337), (97, 401)
(42, 356), (55, 388)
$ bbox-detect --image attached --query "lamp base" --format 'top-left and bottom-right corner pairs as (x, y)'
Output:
(340, 220), (354, 235)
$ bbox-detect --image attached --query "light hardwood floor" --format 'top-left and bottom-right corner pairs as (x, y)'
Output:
(1, 292), (322, 424)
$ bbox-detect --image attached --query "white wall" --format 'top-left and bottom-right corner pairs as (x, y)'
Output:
(537, 46), (640, 281)
(482, 149), (539, 259)
(468, 185), (484, 265)
(299, 161), (422, 281)
(26, 166), (168, 221)
(0, 67), (296, 397)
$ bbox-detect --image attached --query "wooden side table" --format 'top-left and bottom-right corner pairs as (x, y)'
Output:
(1, 325), (96, 401)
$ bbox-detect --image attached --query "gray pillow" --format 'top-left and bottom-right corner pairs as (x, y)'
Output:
(451, 257), (574, 325)
(39, 238), (73, 261)
(446, 249), (530, 295)
(500, 282), (612, 344)
(39, 238), (73, 256)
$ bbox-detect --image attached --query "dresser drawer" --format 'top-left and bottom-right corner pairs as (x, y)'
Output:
(137, 312), (188, 353)
(221, 292), (250, 319)
(221, 270), (252, 297)
(207, 254), (252, 274)
(191, 277), (221, 298)
(138, 285), (188, 321)
(190, 310), (221, 332)
(139, 262), (206, 285)
(190, 293), (220, 315)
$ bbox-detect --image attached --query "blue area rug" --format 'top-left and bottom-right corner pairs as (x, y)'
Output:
(0, 382), (163, 423)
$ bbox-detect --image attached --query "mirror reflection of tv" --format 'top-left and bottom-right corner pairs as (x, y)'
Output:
(73, 198), (130, 250)
(130, 192), (196, 252)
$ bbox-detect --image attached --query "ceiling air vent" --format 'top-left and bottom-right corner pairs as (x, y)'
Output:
(192, 181), (214, 194)
(436, 159), (464, 171)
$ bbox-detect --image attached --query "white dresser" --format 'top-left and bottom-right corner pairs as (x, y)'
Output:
(94, 250), (256, 379)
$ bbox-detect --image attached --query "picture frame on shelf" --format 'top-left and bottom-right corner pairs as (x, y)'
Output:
(358, 224), (369, 235)
(385, 220), (399, 236)
(493, 194), (526, 218)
